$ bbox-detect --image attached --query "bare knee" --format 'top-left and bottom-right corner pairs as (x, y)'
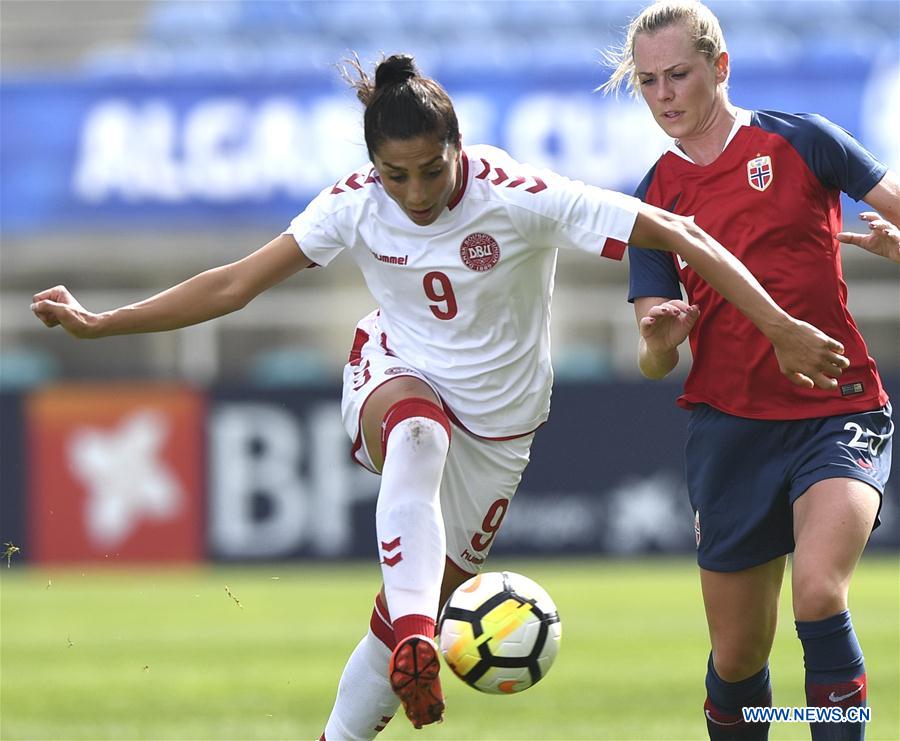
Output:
(792, 575), (847, 622)
(791, 478), (876, 622)
(702, 560), (784, 682)
(712, 641), (771, 682)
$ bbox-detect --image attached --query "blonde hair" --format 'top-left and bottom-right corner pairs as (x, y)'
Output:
(599, 0), (727, 97)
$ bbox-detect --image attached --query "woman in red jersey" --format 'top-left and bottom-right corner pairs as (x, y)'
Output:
(602, 2), (898, 740)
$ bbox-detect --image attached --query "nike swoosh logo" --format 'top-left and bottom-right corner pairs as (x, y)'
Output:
(829, 685), (864, 703)
(704, 710), (743, 726)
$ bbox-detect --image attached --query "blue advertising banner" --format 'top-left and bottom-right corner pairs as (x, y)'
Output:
(202, 382), (698, 562)
(190, 378), (900, 561)
(206, 385), (375, 561)
(2, 379), (897, 564)
(2, 52), (897, 235)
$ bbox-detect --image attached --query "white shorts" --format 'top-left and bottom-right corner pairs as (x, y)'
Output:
(341, 315), (534, 574)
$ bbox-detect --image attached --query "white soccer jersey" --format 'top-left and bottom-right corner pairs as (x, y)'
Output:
(286, 144), (639, 438)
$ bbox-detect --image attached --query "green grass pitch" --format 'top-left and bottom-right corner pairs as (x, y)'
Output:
(1, 556), (897, 740)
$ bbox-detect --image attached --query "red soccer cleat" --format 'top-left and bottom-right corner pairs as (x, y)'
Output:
(389, 634), (445, 729)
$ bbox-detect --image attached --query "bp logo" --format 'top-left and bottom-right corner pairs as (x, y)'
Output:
(460, 233), (500, 272)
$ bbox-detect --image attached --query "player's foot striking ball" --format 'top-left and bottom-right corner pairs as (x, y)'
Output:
(389, 634), (445, 729)
(438, 571), (562, 694)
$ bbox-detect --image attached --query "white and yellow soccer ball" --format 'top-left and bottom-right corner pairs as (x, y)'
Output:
(437, 571), (562, 694)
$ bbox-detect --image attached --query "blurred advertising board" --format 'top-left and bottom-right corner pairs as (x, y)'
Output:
(2, 380), (896, 565)
(24, 385), (205, 564)
(207, 387), (378, 561)
(2, 55), (897, 235)
(0, 393), (27, 560)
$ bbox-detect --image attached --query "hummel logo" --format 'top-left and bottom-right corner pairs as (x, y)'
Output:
(381, 536), (402, 567)
(828, 685), (864, 703)
(371, 251), (408, 266)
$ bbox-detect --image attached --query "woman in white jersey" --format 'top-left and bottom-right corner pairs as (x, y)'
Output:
(32, 54), (849, 737)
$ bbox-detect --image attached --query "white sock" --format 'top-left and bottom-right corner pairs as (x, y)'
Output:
(377, 415), (449, 622)
(322, 631), (400, 741)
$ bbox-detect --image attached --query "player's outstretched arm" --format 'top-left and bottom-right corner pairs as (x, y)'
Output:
(628, 204), (849, 390)
(837, 171), (900, 264)
(32, 234), (314, 339)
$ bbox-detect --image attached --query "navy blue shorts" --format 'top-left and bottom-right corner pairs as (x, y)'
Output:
(685, 403), (893, 572)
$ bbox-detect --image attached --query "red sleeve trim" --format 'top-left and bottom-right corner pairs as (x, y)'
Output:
(601, 237), (627, 261)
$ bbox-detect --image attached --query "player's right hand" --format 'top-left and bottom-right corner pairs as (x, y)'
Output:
(639, 299), (699, 354)
(770, 318), (849, 391)
(31, 285), (101, 338)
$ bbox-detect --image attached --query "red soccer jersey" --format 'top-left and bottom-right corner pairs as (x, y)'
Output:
(628, 109), (889, 419)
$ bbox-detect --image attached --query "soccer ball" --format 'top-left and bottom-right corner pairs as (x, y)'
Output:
(437, 571), (562, 694)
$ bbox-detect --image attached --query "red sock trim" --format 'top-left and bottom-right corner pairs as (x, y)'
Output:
(381, 398), (451, 458)
(370, 593), (395, 649)
(704, 697), (746, 727)
(393, 613), (436, 643)
(807, 672), (867, 709)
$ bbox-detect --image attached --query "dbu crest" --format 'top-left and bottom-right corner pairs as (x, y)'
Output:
(747, 155), (773, 192)
(460, 232), (500, 272)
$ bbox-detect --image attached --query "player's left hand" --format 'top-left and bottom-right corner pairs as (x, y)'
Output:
(836, 212), (900, 264)
(770, 318), (849, 390)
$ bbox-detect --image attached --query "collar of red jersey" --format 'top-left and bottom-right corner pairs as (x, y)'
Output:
(668, 107), (751, 163)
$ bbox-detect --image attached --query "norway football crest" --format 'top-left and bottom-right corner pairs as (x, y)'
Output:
(747, 155), (773, 192)
(460, 232), (500, 272)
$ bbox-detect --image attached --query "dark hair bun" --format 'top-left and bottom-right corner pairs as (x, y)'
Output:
(375, 54), (418, 89)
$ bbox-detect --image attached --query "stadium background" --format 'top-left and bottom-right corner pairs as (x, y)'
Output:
(1, 1), (897, 739)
